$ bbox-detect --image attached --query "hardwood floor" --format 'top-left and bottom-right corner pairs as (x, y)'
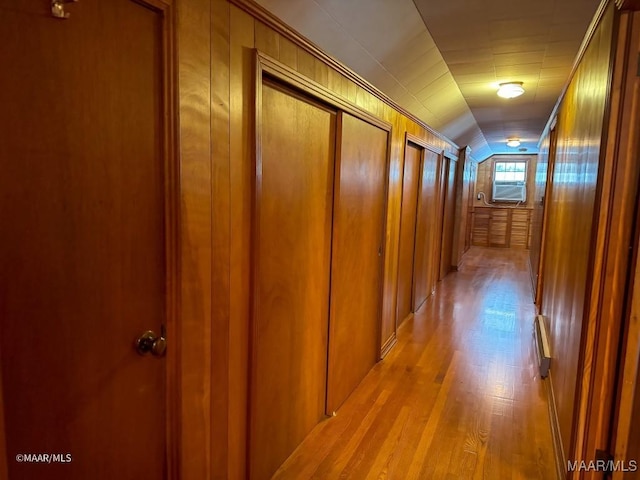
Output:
(273, 247), (556, 479)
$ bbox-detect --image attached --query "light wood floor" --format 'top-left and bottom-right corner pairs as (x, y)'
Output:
(273, 247), (556, 479)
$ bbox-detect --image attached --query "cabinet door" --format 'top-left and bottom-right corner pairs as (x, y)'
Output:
(326, 112), (388, 413)
(251, 81), (336, 480)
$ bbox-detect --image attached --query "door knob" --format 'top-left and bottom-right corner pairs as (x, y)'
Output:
(135, 328), (166, 357)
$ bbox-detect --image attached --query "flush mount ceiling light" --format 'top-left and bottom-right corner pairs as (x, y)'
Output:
(497, 82), (525, 99)
(507, 138), (521, 147)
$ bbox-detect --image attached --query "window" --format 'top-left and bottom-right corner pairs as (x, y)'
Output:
(492, 161), (527, 202)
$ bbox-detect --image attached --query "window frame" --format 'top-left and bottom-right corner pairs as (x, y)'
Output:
(492, 160), (527, 203)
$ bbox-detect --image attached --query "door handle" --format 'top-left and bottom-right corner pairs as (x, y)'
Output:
(135, 327), (166, 357)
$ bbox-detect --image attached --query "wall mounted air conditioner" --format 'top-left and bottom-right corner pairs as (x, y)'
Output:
(534, 315), (551, 378)
(493, 182), (526, 202)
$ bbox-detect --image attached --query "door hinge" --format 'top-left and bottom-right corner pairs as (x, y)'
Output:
(595, 449), (614, 477)
(637, 53), (640, 76)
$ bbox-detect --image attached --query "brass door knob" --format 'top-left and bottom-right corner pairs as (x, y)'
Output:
(135, 329), (167, 357)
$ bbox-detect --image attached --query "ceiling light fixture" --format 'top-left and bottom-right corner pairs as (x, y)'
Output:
(507, 138), (521, 147)
(497, 82), (525, 99)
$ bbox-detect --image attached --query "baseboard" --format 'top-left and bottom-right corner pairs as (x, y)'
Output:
(544, 371), (567, 479)
(380, 333), (397, 359)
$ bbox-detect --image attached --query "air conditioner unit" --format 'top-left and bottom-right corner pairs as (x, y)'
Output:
(534, 315), (551, 378)
(493, 183), (526, 202)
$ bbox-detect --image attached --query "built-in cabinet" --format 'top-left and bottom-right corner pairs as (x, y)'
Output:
(471, 207), (532, 248)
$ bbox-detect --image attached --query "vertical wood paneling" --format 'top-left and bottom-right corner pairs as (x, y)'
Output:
(177, 0), (213, 478)
(537, 4), (615, 469)
(255, 20), (279, 58)
(278, 37), (297, 69)
(228, 6), (254, 479)
(327, 113), (389, 413)
(211, 0), (231, 477)
(222, 2), (461, 475)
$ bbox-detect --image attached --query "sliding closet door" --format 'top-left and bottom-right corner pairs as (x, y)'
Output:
(413, 149), (440, 310)
(251, 81), (336, 480)
(327, 112), (388, 413)
(396, 143), (422, 325)
(439, 157), (457, 280)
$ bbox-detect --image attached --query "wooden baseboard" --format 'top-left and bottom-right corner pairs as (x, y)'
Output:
(380, 333), (397, 359)
(544, 371), (567, 479)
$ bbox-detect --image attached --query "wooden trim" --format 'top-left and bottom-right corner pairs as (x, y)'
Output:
(545, 372), (567, 480)
(539, 0), (613, 146)
(406, 132), (442, 156)
(257, 51), (391, 132)
(534, 127), (558, 311)
(616, 0), (640, 10)
(153, 1), (181, 478)
(380, 333), (398, 359)
(231, 0), (459, 155)
(571, 7), (639, 475)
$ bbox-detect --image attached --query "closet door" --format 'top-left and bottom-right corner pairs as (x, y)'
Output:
(327, 112), (388, 413)
(396, 143), (422, 325)
(439, 157), (457, 280)
(251, 81), (336, 480)
(413, 149), (440, 310)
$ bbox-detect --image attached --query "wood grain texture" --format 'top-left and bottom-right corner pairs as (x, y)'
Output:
(177, 0), (214, 477)
(577, 8), (640, 477)
(451, 147), (477, 268)
(396, 143), (422, 325)
(250, 82), (336, 480)
(413, 149), (441, 311)
(472, 207), (533, 249)
(536, 3), (615, 473)
(0, 1), (170, 477)
(222, 4), (459, 476)
(473, 154), (537, 208)
(611, 11), (640, 480)
(439, 156), (458, 279)
(211, 0), (231, 477)
(529, 127), (557, 308)
(273, 247), (556, 480)
(327, 112), (389, 413)
(228, 6), (255, 479)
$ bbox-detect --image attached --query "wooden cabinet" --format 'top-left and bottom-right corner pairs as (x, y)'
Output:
(471, 207), (532, 248)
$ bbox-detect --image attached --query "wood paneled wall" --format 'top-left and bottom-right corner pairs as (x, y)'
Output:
(473, 154), (537, 208)
(211, 0), (461, 477)
(530, 2), (640, 476)
(538, 4), (614, 469)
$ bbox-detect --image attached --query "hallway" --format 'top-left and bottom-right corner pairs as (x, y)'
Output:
(273, 247), (556, 479)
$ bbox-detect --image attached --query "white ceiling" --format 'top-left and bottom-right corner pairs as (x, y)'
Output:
(254, 0), (601, 161)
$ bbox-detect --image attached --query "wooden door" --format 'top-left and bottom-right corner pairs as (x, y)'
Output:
(413, 149), (440, 310)
(326, 112), (388, 413)
(250, 81), (336, 480)
(396, 143), (422, 326)
(0, 1), (171, 479)
(439, 157), (457, 280)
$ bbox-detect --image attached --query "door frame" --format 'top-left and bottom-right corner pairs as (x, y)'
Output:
(250, 50), (392, 472)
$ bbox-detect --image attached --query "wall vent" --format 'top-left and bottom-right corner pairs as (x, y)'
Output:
(534, 315), (551, 378)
